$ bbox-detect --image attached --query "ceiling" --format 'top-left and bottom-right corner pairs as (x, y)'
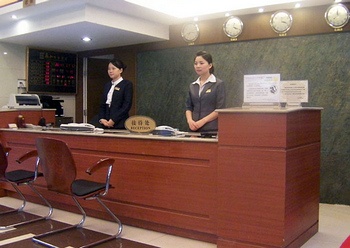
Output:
(0, 0), (343, 52)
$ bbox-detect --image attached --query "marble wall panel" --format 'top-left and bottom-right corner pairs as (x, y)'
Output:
(137, 32), (350, 205)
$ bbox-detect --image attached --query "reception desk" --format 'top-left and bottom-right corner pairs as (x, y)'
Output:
(0, 107), (321, 248)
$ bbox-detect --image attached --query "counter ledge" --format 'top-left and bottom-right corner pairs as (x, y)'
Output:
(0, 128), (217, 143)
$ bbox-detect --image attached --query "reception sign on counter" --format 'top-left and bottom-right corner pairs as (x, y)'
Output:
(124, 115), (156, 133)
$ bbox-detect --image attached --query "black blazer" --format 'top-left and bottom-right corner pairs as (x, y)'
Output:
(186, 77), (226, 132)
(99, 79), (133, 129)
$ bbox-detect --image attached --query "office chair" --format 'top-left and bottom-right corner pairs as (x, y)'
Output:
(32, 137), (122, 248)
(0, 143), (52, 230)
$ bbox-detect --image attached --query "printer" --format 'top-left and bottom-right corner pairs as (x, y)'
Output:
(7, 94), (42, 110)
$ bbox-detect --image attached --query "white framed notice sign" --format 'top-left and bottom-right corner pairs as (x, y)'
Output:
(243, 74), (280, 103)
(280, 80), (308, 103)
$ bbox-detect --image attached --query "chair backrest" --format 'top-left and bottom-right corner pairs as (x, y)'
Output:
(0, 143), (8, 177)
(36, 138), (76, 195)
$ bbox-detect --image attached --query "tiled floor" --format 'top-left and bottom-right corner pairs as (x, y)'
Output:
(0, 197), (349, 248)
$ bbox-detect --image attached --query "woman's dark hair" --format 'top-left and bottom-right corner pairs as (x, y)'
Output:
(195, 51), (214, 74)
(109, 58), (127, 70)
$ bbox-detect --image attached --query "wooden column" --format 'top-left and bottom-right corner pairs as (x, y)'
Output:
(216, 108), (321, 248)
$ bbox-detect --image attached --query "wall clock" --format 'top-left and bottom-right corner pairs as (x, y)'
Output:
(181, 23), (199, 43)
(325, 3), (350, 29)
(223, 16), (243, 39)
(270, 10), (293, 34)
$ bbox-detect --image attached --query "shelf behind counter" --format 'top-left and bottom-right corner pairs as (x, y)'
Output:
(0, 108), (56, 128)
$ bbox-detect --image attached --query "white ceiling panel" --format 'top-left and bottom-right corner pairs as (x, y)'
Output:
(0, 0), (342, 52)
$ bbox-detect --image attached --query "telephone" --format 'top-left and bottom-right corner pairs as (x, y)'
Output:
(152, 125), (177, 136)
(60, 123), (95, 132)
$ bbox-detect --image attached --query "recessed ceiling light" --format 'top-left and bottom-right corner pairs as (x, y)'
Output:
(125, 0), (299, 18)
(295, 3), (301, 8)
(258, 8), (264, 13)
(82, 37), (92, 42)
(3, 52), (8, 55)
(11, 15), (17, 19)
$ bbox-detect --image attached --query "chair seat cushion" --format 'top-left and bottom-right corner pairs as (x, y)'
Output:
(5, 170), (43, 183)
(71, 179), (106, 197)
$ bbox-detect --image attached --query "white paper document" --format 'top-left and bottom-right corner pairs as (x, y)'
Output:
(244, 74), (280, 103)
(280, 80), (308, 103)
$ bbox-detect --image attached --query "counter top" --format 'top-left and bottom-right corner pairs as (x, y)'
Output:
(0, 108), (56, 112)
(217, 106), (323, 114)
(0, 128), (217, 143)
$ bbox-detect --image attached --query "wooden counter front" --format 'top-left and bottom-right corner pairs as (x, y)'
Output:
(217, 107), (321, 248)
(0, 129), (218, 242)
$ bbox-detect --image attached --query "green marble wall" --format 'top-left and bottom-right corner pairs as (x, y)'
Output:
(136, 32), (350, 205)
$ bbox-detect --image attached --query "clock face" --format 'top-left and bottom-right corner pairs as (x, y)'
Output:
(270, 10), (293, 34)
(223, 16), (243, 38)
(325, 4), (350, 28)
(181, 23), (199, 43)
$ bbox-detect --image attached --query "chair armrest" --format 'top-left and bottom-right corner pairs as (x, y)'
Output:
(86, 158), (115, 196)
(86, 158), (115, 175)
(15, 150), (41, 181)
(3, 147), (11, 155)
(16, 150), (38, 164)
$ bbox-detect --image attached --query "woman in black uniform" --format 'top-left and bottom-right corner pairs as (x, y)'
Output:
(185, 51), (226, 133)
(98, 58), (133, 129)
